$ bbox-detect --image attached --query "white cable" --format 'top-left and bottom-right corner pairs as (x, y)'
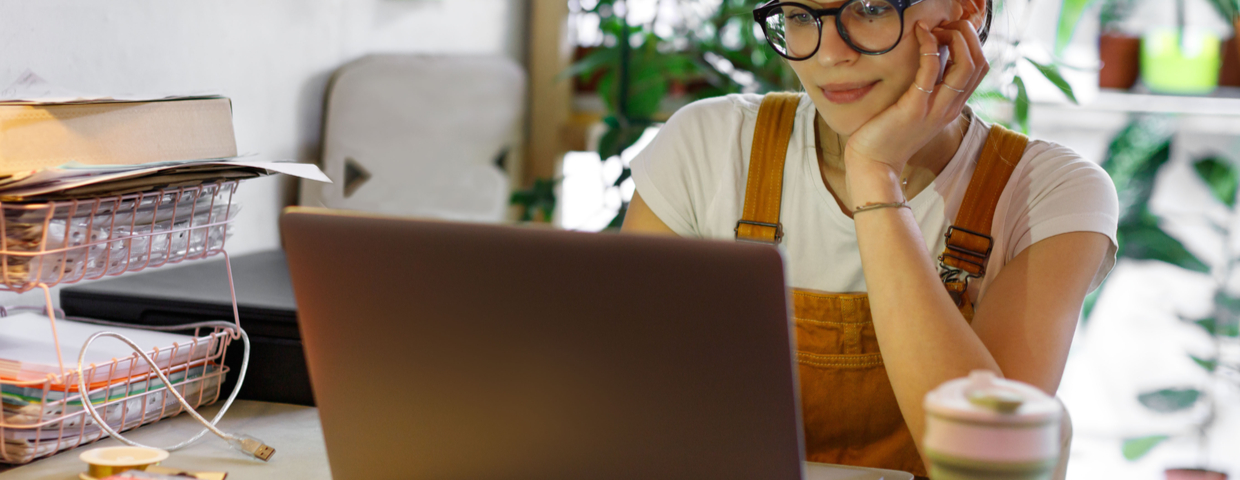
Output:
(71, 318), (273, 460)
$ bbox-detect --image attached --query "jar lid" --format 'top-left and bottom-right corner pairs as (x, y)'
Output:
(924, 370), (1060, 425)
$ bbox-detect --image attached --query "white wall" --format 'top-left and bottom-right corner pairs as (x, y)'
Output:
(0, 0), (525, 305)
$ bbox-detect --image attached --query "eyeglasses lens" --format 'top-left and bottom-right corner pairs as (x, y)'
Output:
(840, 0), (902, 52)
(762, 1), (903, 57)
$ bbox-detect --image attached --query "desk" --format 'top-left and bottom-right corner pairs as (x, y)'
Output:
(0, 401), (910, 480)
(0, 401), (330, 479)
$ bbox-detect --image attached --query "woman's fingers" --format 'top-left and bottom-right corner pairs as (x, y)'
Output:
(930, 21), (986, 117)
(944, 20), (988, 93)
(901, 22), (943, 113)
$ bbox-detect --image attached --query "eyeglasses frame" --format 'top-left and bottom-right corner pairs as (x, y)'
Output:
(752, 0), (928, 58)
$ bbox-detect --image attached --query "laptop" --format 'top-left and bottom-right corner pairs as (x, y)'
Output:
(281, 207), (911, 480)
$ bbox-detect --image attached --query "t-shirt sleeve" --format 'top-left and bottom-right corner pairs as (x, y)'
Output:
(1002, 142), (1120, 292)
(629, 96), (741, 238)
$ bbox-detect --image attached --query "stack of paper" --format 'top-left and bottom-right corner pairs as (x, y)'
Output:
(0, 313), (226, 461)
(0, 312), (215, 384)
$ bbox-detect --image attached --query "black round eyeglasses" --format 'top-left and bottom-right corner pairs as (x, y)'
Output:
(753, 0), (927, 58)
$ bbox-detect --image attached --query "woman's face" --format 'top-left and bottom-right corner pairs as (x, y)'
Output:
(784, 0), (958, 135)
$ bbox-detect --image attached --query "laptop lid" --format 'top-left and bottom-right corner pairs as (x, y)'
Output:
(281, 207), (804, 480)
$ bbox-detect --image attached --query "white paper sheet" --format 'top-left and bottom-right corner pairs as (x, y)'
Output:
(0, 158), (331, 198)
(0, 70), (220, 105)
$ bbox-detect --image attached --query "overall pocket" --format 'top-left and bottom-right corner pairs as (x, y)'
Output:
(792, 291), (925, 476)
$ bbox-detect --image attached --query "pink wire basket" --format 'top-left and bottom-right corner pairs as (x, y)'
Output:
(0, 181), (239, 293)
(0, 319), (234, 464)
(0, 180), (244, 464)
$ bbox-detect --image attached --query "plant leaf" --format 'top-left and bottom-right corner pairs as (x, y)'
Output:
(1137, 388), (1203, 413)
(1013, 75), (1030, 134)
(509, 177), (559, 223)
(1191, 355), (1219, 372)
(613, 167), (632, 187)
(559, 47), (619, 83)
(1101, 117), (1174, 224)
(1116, 208), (1209, 272)
(1204, 0), (1239, 22)
(1056, 0), (1096, 55)
(1026, 58), (1080, 104)
(969, 89), (1009, 103)
(605, 200), (629, 231)
(1193, 317), (1240, 337)
(1122, 435), (1170, 461)
(597, 120), (652, 160)
(1193, 156), (1239, 208)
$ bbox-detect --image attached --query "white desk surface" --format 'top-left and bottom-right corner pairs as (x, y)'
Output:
(0, 400), (911, 480)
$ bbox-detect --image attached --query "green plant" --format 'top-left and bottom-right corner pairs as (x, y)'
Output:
(976, 0), (1091, 134)
(1205, 0), (1240, 24)
(1092, 115), (1240, 468)
(510, 177), (558, 223)
(1056, 0), (1095, 54)
(1098, 0), (1140, 34)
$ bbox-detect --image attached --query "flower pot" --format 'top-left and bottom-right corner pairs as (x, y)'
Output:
(1225, 20), (1240, 87)
(1100, 32), (1142, 89)
(1141, 28), (1222, 95)
(1166, 468), (1228, 480)
(1222, 35), (1240, 87)
(572, 46), (606, 94)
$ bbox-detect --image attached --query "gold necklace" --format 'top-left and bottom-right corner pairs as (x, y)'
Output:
(816, 120), (911, 194)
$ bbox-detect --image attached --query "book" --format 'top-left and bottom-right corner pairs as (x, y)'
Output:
(0, 97), (237, 177)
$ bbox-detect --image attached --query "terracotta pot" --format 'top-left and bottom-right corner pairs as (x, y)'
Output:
(1222, 36), (1240, 86)
(1100, 32), (1142, 90)
(1226, 21), (1240, 87)
(572, 46), (606, 94)
(1166, 468), (1228, 480)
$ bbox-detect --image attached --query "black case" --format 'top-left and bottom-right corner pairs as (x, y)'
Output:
(59, 250), (313, 406)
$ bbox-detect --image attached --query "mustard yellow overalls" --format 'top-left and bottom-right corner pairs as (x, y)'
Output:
(735, 93), (1029, 477)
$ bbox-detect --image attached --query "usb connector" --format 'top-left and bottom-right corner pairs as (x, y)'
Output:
(227, 434), (276, 461)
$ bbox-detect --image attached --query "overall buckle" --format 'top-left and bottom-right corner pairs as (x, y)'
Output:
(735, 220), (783, 245)
(940, 226), (993, 276)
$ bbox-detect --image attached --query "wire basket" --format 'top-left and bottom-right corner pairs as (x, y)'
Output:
(0, 320), (235, 464)
(0, 181), (239, 293)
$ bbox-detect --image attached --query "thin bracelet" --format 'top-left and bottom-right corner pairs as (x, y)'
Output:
(852, 201), (910, 214)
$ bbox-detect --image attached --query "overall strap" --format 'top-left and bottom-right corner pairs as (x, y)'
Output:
(940, 124), (1029, 310)
(735, 92), (802, 244)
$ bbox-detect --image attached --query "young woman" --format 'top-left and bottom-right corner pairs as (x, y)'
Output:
(621, 0), (1118, 476)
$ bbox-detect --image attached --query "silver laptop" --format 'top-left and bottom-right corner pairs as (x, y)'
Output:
(281, 207), (906, 480)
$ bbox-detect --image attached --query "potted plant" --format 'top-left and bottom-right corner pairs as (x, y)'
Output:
(1141, 0), (1223, 94)
(1205, 0), (1240, 87)
(1098, 0), (1143, 89)
(1099, 118), (1238, 479)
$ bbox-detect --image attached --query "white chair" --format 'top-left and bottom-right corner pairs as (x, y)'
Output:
(302, 54), (526, 223)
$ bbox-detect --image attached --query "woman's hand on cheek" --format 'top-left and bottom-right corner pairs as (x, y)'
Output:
(842, 20), (988, 205)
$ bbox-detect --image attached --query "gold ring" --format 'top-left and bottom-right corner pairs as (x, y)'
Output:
(914, 84), (934, 94)
(942, 84), (966, 94)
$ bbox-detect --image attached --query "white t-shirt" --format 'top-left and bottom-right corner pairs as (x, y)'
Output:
(630, 93), (1119, 302)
